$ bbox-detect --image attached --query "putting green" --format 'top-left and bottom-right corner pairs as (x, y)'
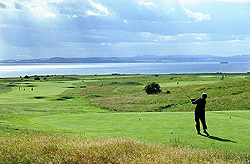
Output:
(0, 81), (73, 104)
(22, 111), (250, 153)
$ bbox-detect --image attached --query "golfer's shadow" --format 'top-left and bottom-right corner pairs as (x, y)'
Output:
(201, 134), (237, 143)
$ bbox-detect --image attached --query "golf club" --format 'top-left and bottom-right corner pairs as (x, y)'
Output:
(177, 81), (191, 100)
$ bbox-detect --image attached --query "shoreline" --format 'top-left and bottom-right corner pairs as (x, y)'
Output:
(1, 72), (250, 79)
(0, 62), (249, 78)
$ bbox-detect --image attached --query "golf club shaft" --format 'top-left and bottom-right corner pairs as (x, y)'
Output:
(179, 86), (191, 99)
(177, 82), (191, 99)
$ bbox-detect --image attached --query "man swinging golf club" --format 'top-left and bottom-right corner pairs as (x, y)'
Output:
(190, 93), (209, 136)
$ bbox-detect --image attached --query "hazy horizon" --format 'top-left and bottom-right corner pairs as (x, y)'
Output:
(0, 0), (249, 60)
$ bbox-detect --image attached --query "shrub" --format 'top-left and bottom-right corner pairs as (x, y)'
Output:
(34, 77), (40, 80)
(144, 82), (162, 94)
(24, 75), (30, 79)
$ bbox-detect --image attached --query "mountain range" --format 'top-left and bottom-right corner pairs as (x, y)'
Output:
(1, 55), (249, 64)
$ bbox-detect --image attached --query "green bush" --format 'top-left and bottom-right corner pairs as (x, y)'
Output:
(144, 82), (162, 94)
(34, 77), (40, 80)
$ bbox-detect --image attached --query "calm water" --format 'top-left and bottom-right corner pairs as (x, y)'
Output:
(0, 62), (249, 78)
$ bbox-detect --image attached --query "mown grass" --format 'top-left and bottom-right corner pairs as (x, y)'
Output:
(0, 73), (250, 163)
(0, 132), (248, 164)
(5, 111), (247, 153)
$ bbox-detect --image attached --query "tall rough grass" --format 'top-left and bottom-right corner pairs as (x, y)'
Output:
(0, 132), (248, 163)
(86, 78), (250, 112)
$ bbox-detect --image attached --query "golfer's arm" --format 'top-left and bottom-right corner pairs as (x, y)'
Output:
(191, 99), (198, 104)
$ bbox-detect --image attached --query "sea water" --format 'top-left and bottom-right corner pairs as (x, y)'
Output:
(0, 62), (249, 78)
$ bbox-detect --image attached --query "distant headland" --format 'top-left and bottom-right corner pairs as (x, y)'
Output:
(1, 55), (249, 64)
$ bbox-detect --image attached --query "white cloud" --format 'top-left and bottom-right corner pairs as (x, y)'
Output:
(16, 54), (32, 58)
(30, 6), (57, 18)
(88, 0), (109, 16)
(138, 1), (157, 8)
(101, 43), (111, 46)
(203, 15), (211, 20)
(86, 10), (99, 16)
(123, 19), (129, 24)
(194, 33), (207, 40)
(182, 6), (211, 21)
(0, 0), (249, 59)
(15, 0), (58, 19)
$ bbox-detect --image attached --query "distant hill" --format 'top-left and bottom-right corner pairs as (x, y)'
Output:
(1, 55), (249, 63)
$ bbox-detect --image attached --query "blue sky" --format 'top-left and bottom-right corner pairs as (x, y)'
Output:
(0, 0), (249, 60)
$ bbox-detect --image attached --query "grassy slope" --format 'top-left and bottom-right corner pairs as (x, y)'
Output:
(1, 133), (246, 164)
(0, 74), (250, 156)
(81, 74), (250, 112)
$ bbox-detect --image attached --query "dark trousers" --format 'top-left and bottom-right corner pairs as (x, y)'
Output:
(195, 112), (207, 132)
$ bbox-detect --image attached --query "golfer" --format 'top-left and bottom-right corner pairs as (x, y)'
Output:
(191, 93), (209, 135)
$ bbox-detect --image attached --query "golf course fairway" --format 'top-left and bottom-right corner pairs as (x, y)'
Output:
(0, 73), (250, 156)
(6, 111), (250, 153)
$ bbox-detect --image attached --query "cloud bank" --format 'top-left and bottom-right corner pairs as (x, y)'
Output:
(0, 0), (249, 59)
